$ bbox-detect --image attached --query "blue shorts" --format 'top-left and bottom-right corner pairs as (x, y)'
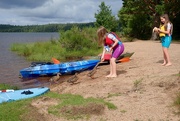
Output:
(161, 35), (172, 48)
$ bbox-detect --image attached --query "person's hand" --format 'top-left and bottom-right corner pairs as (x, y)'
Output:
(153, 27), (158, 32)
(157, 28), (161, 32)
(101, 57), (104, 62)
(109, 47), (113, 52)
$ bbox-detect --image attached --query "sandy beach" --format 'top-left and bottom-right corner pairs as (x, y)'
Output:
(33, 40), (180, 121)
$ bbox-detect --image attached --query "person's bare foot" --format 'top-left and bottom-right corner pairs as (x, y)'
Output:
(165, 63), (172, 66)
(106, 74), (112, 77)
(107, 75), (117, 78)
(110, 75), (117, 78)
(161, 62), (166, 66)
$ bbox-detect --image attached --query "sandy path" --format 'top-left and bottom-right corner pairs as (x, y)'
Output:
(50, 40), (180, 121)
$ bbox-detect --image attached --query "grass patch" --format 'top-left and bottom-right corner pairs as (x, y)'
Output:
(0, 83), (19, 90)
(106, 93), (121, 98)
(47, 92), (117, 120)
(133, 78), (143, 88)
(173, 71), (180, 115)
(0, 99), (32, 121)
(0, 91), (117, 121)
(11, 40), (67, 61)
(174, 71), (180, 77)
(10, 26), (102, 62)
(120, 110), (127, 113)
(173, 93), (180, 114)
(132, 78), (143, 92)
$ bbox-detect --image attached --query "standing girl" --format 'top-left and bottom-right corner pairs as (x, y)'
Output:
(97, 26), (124, 77)
(157, 14), (173, 66)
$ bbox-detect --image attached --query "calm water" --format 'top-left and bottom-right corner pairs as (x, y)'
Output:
(0, 32), (60, 89)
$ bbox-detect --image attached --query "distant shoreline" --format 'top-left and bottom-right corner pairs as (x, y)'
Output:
(0, 22), (95, 32)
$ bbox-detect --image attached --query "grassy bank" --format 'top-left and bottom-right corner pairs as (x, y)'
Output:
(0, 83), (19, 90)
(0, 91), (117, 121)
(10, 26), (102, 62)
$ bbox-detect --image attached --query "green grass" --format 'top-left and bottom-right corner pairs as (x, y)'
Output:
(0, 91), (117, 121)
(133, 78), (143, 88)
(172, 72), (180, 115)
(106, 93), (121, 98)
(174, 93), (180, 114)
(11, 40), (67, 61)
(120, 110), (127, 113)
(0, 83), (19, 90)
(47, 92), (117, 120)
(0, 99), (32, 121)
(10, 26), (102, 62)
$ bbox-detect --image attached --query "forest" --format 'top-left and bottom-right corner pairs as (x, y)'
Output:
(118, 0), (180, 40)
(0, 22), (95, 32)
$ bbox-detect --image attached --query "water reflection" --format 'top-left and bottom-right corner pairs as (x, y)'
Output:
(0, 32), (59, 88)
(17, 75), (72, 89)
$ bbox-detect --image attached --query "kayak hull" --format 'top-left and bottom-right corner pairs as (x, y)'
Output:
(20, 59), (100, 78)
(0, 87), (50, 103)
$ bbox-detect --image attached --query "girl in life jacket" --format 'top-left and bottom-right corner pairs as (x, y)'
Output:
(97, 26), (124, 78)
(157, 14), (173, 66)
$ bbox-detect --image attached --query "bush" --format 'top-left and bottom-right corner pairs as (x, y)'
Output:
(59, 26), (99, 51)
(58, 26), (102, 60)
(11, 26), (102, 61)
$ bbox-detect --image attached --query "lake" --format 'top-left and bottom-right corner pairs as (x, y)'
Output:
(0, 32), (60, 89)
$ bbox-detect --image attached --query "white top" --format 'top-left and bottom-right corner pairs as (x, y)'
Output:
(167, 23), (171, 31)
(107, 33), (116, 41)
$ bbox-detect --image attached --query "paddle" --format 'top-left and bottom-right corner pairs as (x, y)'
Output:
(87, 62), (101, 78)
(87, 57), (130, 78)
(117, 57), (130, 63)
(52, 57), (60, 64)
(117, 52), (134, 60)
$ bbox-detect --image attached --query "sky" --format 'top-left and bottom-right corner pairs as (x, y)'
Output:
(0, 0), (123, 25)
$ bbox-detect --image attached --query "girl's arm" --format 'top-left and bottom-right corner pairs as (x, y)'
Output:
(101, 47), (106, 62)
(158, 23), (171, 35)
(110, 38), (119, 51)
(108, 34), (119, 51)
(158, 29), (170, 35)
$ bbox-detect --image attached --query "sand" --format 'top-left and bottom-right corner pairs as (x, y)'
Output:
(33, 40), (180, 121)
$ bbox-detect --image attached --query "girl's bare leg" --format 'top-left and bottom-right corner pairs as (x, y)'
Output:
(106, 58), (113, 77)
(161, 48), (167, 66)
(106, 58), (117, 77)
(164, 48), (172, 66)
(110, 58), (117, 77)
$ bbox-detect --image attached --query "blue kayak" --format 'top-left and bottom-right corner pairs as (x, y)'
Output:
(0, 87), (50, 103)
(20, 59), (100, 78)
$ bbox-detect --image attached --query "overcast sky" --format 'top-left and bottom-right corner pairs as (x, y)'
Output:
(0, 0), (123, 25)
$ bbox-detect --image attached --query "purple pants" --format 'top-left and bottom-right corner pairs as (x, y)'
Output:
(112, 44), (124, 58)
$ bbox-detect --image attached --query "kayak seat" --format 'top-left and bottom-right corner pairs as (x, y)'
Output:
(21, 90), (34, 95)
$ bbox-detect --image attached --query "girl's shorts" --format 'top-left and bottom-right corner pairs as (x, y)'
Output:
(161, 35), (172, 48)
(112, 44), (124, 58)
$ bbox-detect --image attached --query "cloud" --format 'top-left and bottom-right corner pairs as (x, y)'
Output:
(0, 0), (51, 8)
(0, 0), (123, 25)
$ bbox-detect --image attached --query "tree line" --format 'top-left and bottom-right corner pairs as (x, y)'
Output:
(0, 22), (95, 32)
(94, 1), (180, 40)
(118, 0), (180, 40)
